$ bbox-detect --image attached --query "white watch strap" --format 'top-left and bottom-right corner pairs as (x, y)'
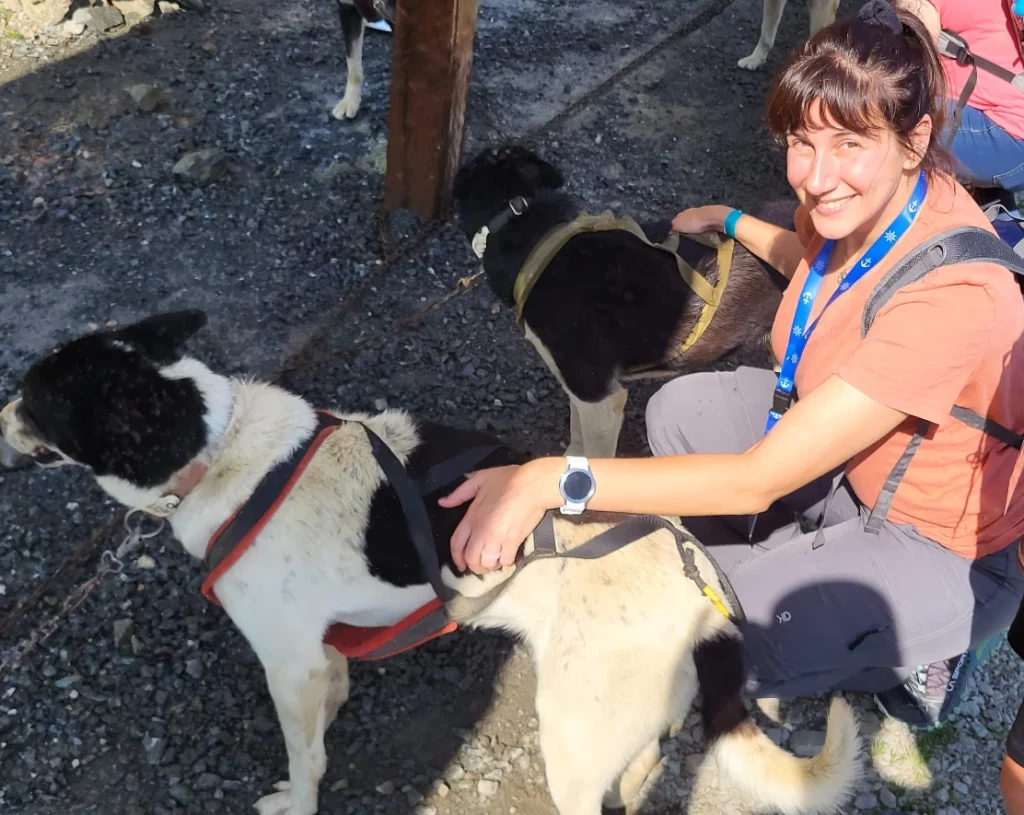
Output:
(566, 455), (589, 471)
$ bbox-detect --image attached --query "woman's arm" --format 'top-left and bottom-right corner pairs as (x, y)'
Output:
(443, 375), (908, 572)
(894, 0), (942, 44)
(672, 204), (807, 280)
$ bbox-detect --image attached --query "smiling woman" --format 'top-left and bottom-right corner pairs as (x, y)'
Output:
(441, 0), (1024, 734)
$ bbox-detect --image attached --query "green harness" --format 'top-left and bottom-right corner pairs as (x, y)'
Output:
(511, 211), (735, 370)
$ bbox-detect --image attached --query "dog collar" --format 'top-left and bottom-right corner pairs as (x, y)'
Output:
(471, 196), (531, 258)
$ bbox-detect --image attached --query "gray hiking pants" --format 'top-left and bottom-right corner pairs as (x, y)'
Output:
(645, 367), (1024, 698)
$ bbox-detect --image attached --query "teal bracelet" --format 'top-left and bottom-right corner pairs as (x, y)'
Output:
(723, 208), (743, 239)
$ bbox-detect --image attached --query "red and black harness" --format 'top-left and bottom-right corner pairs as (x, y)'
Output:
(200, 412), (743, 661)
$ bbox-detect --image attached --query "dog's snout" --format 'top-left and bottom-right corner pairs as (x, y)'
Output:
(1, 399), (38, 470)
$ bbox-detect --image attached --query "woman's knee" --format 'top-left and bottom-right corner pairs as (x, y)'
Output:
(645, 372), (716, 456)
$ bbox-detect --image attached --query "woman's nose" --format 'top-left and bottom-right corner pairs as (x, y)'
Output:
(802, 152), (840, 197)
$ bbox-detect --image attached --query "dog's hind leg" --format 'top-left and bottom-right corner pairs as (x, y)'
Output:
(569, 384), (628, 458)
(332, 2), (365, 120)
(323, 645), (350, 729)
(738, 0), (788, 70)
(601, 737), (661, 811)
(808, 0), (839, 34)
(254, 649), (333, 815)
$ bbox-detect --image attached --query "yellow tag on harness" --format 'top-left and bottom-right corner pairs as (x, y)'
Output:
(702, 585), (733, 621)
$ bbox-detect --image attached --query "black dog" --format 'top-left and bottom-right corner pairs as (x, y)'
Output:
(452, 145), (792, 457)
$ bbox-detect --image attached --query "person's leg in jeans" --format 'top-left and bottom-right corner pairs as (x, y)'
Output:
(646, 368), (1024, 720)
(946, 103), (1024, 195)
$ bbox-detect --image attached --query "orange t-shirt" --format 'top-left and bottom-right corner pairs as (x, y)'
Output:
(770, 176), (1024, 558)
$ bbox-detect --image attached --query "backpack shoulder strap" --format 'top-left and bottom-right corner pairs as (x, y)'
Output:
(862, 226), (1024, 338)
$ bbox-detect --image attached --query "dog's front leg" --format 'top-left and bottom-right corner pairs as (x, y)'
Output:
(255, 656), (333, 815)
(566, 393), (585, 456)
(569, 385), (628, 459)
(332, 2), (365, 119)
(808, 0), (839, 35)
(737, 0), (788, 70)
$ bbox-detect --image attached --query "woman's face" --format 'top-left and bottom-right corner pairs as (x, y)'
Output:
(786, 101), (925, 244)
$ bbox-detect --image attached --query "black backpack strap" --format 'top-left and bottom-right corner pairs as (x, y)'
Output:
(859, 227), (1024, 528)
(937, 29), (1024, 140)
(950, 405), (1024, 449)
(864, 419), (931, 533)
(862, 226), (1024, 338)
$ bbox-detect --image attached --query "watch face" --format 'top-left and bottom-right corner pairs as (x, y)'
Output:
(563, 470), (593, 502)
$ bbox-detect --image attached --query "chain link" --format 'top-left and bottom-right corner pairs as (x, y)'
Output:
(0, 511), (164, 679)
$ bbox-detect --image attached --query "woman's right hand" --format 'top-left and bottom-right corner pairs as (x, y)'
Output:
(671, 204), (732, 235)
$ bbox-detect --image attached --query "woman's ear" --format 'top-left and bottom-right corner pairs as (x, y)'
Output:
(904, 114), (933, 170)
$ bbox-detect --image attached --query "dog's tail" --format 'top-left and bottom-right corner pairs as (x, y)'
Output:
(694, 634), (861, 814)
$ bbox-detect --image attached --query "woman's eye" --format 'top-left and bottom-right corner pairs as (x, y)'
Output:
(840, 140), (860, 150)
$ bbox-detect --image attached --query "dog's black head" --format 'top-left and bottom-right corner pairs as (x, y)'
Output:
(452, 145), (565, 236)
(0, 311), (218, 495)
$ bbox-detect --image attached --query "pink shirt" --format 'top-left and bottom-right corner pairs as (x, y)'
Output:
(931, 0), (1024, 138)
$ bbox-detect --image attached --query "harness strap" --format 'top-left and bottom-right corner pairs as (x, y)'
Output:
(201, 412), (343, 603)
(416, 444), (502, 496)
(362, 426), (456, 604)
(512, 211), (729, 326)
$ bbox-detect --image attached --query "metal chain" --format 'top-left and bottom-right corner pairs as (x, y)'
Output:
(0, 511), (164, 679)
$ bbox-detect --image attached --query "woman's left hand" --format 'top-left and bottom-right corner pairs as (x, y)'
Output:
(439, 462), (553, 574)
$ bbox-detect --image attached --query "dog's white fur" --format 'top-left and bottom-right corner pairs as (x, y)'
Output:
(738, 0), (840, 70)
(2, 358), (861, 815)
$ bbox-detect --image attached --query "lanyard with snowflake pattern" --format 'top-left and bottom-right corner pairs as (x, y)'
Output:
(764, 170), (929, 435)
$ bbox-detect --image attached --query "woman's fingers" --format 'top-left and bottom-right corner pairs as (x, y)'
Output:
(450, 513), (473, 571)
(439, 471), (484, 508)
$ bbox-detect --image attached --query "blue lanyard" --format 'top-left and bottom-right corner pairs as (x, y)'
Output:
(764, 171), (929, 434)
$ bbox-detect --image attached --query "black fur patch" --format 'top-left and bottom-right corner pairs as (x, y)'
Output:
(362, 421), (527, 586)
(693, 634), (749, 743)
(18, 311), (210, 487)
(337, 1), (364, 52)
(452, 145), (785, 404)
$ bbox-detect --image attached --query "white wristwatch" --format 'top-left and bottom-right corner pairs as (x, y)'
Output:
(558, 456), (596, 515)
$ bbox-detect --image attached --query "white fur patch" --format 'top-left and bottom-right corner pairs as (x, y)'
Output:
(471, 226), (489, 258)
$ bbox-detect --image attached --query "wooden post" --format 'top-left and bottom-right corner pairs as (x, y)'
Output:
(384, 0), (480, 220)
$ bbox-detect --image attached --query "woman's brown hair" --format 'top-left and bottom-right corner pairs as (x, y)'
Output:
(765, 0), (951, 178)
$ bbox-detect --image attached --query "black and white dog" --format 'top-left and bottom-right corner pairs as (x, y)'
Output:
(333, 0), (396, 119)
(453, 145), (792, 457)
(1, 312), (859, 815)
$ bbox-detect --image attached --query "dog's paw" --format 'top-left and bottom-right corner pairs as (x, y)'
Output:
(331, 93), (362, 120)
(254, 791), (292, 815)
(737, 47), (769, 70)
(254, 786), (316, 815)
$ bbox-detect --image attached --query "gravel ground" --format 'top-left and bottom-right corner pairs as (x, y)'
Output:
(0, 0), (1019, 813)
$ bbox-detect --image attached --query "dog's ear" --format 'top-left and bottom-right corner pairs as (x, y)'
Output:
(114, 310), (208, 363)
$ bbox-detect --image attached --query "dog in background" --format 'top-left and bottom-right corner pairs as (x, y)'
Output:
(333, 0), (396, 119)
(738, 0), (840, 70)
(1, 312), (860, 815)
(453, 145), (792, 458)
